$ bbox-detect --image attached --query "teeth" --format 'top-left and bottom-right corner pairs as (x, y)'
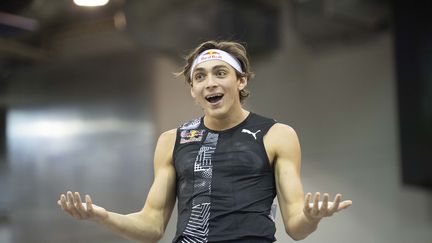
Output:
(206, 94), (223, 99)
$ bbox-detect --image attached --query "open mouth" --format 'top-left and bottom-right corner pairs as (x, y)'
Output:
(205, 93), (224, 104)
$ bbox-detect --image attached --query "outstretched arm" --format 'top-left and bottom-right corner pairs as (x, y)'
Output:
(265, 123), (352, 241)
(58, 129), (177, 242)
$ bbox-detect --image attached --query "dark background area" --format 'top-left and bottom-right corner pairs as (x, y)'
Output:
(393, 1), (432, 189)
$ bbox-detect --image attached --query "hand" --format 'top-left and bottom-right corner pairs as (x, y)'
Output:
(57, 191), (108, 222)
(303, 192), (352, 222)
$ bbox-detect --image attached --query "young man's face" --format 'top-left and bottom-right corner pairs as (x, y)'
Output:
(190, 59), (247, 119)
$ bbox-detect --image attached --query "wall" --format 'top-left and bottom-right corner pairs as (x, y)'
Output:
(153, 3), (432, 243)
(2, 1), (432, 242)
(249, 4), (432, 243)
(6, 51), (156, 243)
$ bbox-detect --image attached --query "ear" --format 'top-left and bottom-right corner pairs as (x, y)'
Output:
(190, 86), (196, 99)
(238, 76), (248, 91)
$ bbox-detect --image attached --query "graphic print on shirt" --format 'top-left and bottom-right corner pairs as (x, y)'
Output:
(241, 128), (261, 140)
(180, 129), (205, 144)
(180, 118), (201, 130)
(182, 132), (219, 243)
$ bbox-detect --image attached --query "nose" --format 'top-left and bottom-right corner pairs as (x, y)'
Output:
(205, 74), (218, 89)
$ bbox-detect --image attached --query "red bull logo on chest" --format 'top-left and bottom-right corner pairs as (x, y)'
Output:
(180, 129), (205, 144)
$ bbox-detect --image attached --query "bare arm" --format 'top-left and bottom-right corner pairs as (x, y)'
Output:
(265, 124), (352, 241)
(58, 129), (177, 242)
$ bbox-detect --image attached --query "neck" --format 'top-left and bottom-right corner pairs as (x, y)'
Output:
(204, 108), (250, 131)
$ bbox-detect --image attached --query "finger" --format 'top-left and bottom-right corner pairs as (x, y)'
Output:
(57, 194), (62, 206)
(304, 193), (312, 211)
(66, 191), (81, 219)
(71, 191), (79, 206)
(85, 195), (94, 213)
(74, 192), (86, 210)
(311, 192), (320, 215)
(321, 193), (329, 215)
(66, 191), (74, 208)
(74, 192), (88, 218)
(60, 194), (74, 217)
(59, 194), (68, 211)
(328, 193), (341, 215)
(337, 200), (353, 211)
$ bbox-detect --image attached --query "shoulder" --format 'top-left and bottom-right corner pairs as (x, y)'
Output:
(155, 129), (177, 156)
(157, 128), (177, 146)
(267, 123), (298, 141)
(265, 123), (300, 158)
(153, 129), (177, 167)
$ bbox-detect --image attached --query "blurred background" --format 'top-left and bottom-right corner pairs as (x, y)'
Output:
(0, 0), (431, 242)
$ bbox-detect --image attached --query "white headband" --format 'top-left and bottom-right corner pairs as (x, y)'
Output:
(190, 49), (243, 79)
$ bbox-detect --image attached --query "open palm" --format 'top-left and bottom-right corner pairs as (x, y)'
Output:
(58, 191), (108, 222)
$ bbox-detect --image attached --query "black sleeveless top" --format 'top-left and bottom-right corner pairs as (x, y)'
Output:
(172, 113), (277, 243)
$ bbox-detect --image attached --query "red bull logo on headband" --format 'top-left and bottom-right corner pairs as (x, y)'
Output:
(190, 49), (244, 79)
(204, 51), (219, 55)
(200, 51), (222, 61)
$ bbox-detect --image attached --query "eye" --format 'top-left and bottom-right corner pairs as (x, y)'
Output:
(216, 70), (227, 77)
(194, 73), (205, 81)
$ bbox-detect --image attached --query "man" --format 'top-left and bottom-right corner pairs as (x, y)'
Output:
(58, 40), (352, 242)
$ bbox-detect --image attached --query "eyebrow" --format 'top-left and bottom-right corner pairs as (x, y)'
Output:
(193, 65), (230, 73)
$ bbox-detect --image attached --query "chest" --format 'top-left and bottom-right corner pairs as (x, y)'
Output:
(174, 130), (271, 179)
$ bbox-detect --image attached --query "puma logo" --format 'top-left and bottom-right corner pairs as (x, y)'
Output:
(241, 129), (261, 140)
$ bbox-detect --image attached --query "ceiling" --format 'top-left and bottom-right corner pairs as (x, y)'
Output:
(0, 0), (391, 62)
(0, 0), (391, 108)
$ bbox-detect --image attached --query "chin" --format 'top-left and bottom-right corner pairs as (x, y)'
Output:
(204, 107), (228, 119)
